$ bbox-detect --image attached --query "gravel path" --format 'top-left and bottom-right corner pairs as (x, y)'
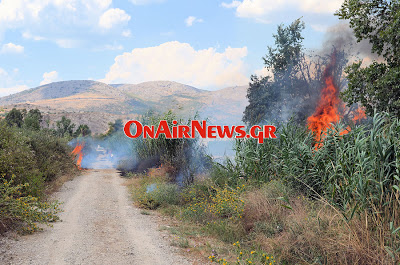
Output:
(0, 169), (192, 265)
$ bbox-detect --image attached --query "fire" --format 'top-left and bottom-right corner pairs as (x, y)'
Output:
(307, 53), (344, 148)
(352, 107), (366, 123)
(71, 142), (84, 169)
(307, 52), (368, 149)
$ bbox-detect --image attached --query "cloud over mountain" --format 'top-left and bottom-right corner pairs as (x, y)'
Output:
(101, 41), (249, 90)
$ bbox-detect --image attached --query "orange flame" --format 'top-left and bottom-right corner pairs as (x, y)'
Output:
(71, 142), (84, 170)
(352, 107), (366, 123)
(307, 52), (348, 148)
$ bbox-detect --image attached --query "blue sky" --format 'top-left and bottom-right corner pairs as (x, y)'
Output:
(0, 0), (344, 96)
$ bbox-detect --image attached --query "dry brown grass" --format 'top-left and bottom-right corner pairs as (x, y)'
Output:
(240, 181), (398, 265)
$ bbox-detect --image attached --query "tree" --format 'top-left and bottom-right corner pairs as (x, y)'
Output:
(56, 116), (75, 137)
(74, 124), (91, 137)
(104, 119), (124, 136)
(24, 109), (43, 131)
(5, 108), (23, 128)
(243, 19), (324, 125)
(336, 0), (400, 117)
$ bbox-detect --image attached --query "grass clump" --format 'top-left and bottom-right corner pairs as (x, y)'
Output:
(131, 168), (181, 209)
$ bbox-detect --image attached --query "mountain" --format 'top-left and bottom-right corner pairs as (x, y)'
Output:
(0, 80), (248, 134)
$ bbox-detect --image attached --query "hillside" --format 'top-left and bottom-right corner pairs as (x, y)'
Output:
(0, 80), (248, 134)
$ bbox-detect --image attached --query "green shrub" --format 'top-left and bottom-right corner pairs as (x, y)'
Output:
(133, 180), (181, 209)
(0, 175), (61, 234)
(24, 128), (76, 182)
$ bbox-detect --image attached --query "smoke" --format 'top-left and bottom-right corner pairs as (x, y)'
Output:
(321, 23), (382, 64)
(69, 117), (213, 187)
(69, 131), (136, 170)
(254, 21), (384, 125)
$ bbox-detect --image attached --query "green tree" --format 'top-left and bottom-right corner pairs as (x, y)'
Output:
(24, 109), (43, 131)
(5, 108), (23, 127)
(56, 116), (75, 137)
(243, 19), (327, 125)
(74, 124), (91, 137)
(104, 119), (124, 136)
(336, 0), (400, 117)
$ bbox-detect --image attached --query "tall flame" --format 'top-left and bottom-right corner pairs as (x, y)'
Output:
(307, 53), (343, 148)
(71, 142), (84, 170)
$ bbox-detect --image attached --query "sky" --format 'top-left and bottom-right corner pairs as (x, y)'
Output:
(0, 0), (345, 97)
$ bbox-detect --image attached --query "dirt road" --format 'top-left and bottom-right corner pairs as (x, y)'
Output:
(1, 169), (192, 265)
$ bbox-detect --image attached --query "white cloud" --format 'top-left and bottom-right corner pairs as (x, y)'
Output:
(99, 8), (131, 29)
(40, 71), (59, 86)
(100, 41), (249, 89)
(223, 0), (343, 20)
(55, 39), (81, 48)
(221, 1), (241, 8)
(0, 85), (29, 97)
(22, 31), (45, 41)
(122, 29), (132, 37)
(0, 0), (112, 27)
(1, 43), (24, 54)
(0, 67), (29, 96)
(0, 68), (8, 77)
(0, 0), (131, 42)
(185, 16), (204, 27)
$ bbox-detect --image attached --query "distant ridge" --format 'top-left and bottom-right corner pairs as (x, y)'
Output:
(0, 80), (248, 133)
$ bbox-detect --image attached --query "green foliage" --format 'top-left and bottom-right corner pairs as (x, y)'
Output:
(24, 109), (43, 131)
(243, 19), (342, 125)
(210, 241), (276, 265)
(217, 112), (400, 225)
(56, 116), (75, 138)
(263, 18), (305, 72)
(0, 121), (76, 196)
(5, 108), (23, 128)
(0, 118), (76, 233)
(0, 122), (41, 191)
(25, 129), (76, 182)
(0, 175), (61, 233)
(182, 184), (245, 222)
(74, 124), (91, 137)
(133, 180), (180, 209)
(336, 0), (400, 65)
(103, 119), (124, 137)
(336, 0), (400, 117)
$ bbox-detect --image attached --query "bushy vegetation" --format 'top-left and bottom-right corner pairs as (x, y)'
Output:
(0, 109), (78, 233)
(133, 110), (211, 184)
(0, 176), (61, 233)
(128, 112), (400, 264)
(210, 112), (400, 263)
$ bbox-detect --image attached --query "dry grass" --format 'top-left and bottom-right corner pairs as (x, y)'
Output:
(241, 181), (397, 264)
